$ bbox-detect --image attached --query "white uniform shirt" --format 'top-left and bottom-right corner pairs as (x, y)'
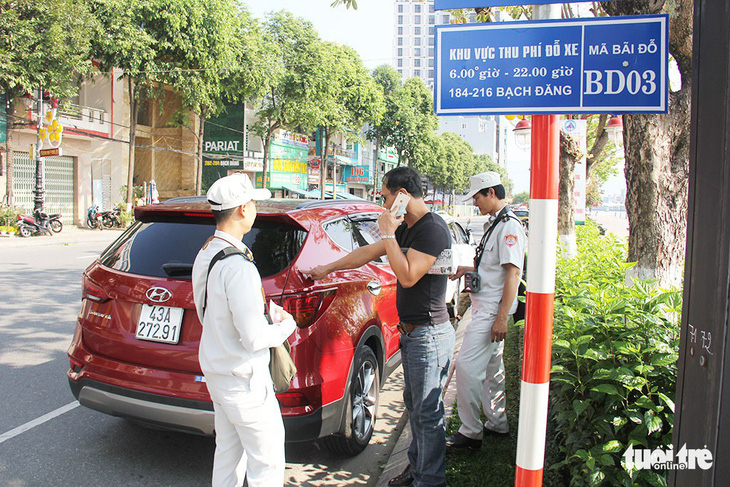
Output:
(191, 230), (296, 388)
(470, 209), (527, 315)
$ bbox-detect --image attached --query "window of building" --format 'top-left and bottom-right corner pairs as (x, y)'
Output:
(397, 4), (403, 13)
(398, 69), (403, 77)
(414, 26), (421, 35)
(414, 47), (421, 56)
(414, 4), (421, 13)
(441, 15), (449, 23)
(415, 69), (421, 77)
(398, 26), (403, 35)
(479, 121), (488, 133)
(398, 37), (403, 46)
(428, 69), (434, 79)
(428, 58), (434, 67)
(429, 48), (435, 57)
(397, 15), (403, 24)
(415, 37), (421, 46)
(429, 15), (435, 24)
(414, 58), (421, 67)
(462, 123), (468, 129)
(428, 37), (434, 46)
(428, 26), (434, 35)
(397, 59), (403, 67)
(429, 4), (434, 13)
(398, 48), (403, 56)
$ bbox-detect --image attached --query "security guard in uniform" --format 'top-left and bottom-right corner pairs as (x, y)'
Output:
(446, 171), (527, 450)
(192, 173), (297, 486)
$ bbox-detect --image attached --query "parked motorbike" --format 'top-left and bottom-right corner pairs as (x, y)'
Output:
(17, 210), (54, 237)
(101, 207), (123, 228)
(87, 205), (104, 230)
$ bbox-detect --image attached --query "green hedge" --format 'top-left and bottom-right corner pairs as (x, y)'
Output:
(549, 224), (681, 486)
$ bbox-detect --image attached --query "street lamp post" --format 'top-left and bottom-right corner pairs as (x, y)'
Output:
(34, 88), (45, 212)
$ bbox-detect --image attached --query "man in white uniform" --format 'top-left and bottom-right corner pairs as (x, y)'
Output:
(446, 172), (526, 450)
(192, 173), (297, 487)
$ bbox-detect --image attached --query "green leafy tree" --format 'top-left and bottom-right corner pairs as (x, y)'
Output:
(1, 0), (96, 205)
(249, 11), (322, 189)
(152, 0), (241, 196)
(89, 0), (160, 207)
(312, 43), (383, 199)
(381, 77), (438, 168)
(512, 191), (529, 205)
(367, 64), (401, 197)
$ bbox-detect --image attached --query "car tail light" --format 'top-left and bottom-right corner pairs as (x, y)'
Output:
(276, 391), (310, 408)
(82, 275), (109, 303)
(280, 289), (336, 328)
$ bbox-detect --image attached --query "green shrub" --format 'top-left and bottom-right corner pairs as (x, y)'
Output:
(548, 224), (681, 486)
(0, 203), (23, 227)
(116, 202), (134, 227)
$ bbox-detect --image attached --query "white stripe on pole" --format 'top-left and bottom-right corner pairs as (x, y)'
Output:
(515, 381), (550, 470)
(527, 198), (559, 294)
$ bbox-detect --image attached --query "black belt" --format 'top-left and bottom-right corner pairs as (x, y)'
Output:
(398, 322), (420, 335)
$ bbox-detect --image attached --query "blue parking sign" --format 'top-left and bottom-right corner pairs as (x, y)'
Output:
(434, 15), (668, 115)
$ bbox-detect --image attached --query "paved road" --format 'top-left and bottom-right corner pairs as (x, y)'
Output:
(0, 237), (405, 486)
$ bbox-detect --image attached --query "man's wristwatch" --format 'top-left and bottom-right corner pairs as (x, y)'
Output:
(381, 234), (396, 239)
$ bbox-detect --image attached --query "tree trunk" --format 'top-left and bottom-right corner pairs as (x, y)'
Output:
(373, 135), (380, 201)
(320, 129), (330, 200)
(195, 108), (207, 196)
(605, 0), (693, 288)
(558, 131), (582, 259)
(5, 109), (13, 206)
(262, 129), (271, 190)
(126, 77), (137, 209)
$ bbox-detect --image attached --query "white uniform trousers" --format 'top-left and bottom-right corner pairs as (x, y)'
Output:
(455, 309), (509, 439)
(205, 373), (285, 487)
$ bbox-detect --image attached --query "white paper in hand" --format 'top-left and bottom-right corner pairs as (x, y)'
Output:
(269, 300), (284, 323)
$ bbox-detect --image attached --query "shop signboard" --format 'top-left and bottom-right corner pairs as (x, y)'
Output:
(435, 15), (668, 115)
(202, 103), (244, 191)
(343, 165), (372, 184)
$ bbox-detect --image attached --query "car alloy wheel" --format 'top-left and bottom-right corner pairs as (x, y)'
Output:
(352, 356), (377, 442)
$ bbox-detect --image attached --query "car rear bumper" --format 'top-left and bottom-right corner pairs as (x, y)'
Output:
(68, 377), (344, 442)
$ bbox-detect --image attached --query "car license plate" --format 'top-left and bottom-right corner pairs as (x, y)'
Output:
(136, 304), (184, 344)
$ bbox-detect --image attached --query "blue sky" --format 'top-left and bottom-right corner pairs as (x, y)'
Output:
(245, 0), (395, 69)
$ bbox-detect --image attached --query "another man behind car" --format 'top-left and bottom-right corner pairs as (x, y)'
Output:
(192, 174), (297, 487)
(446, 172), (526, 450)
(306, 166), (455, 487)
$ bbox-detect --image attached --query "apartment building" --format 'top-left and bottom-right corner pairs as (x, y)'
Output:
(392, 0), (502, 163)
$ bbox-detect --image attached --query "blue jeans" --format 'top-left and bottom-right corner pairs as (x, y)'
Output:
(400, 321), (455, 487)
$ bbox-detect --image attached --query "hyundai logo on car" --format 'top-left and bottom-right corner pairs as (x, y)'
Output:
(146, 287), (172, 303)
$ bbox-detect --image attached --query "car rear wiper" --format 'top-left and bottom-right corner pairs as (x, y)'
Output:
(162, 263), (193, 277)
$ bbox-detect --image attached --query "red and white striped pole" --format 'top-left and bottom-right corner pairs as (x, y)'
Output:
(515, 114), (560, 486)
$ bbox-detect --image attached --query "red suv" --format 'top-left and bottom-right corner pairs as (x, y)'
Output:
(67, 198), (401, 455)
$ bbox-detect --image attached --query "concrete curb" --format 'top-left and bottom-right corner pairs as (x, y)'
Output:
(0, 226), (123, 249)
(375, 307), (472, 487)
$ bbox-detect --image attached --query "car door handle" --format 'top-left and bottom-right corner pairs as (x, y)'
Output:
(367, 281), (382, 296)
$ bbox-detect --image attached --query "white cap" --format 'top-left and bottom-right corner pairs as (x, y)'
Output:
(460, 171), (502, 202)
(206, 173), (271, 211)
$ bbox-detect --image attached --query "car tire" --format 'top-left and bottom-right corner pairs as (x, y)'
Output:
(322, 346), (379, 456)
(50, 220), (63, 233)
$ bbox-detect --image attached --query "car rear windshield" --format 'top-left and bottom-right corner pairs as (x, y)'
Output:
(99, 218), (307, 279)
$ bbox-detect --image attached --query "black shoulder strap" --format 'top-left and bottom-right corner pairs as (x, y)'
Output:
(202, 246), (253, 316)
(474, 206), (522, 268)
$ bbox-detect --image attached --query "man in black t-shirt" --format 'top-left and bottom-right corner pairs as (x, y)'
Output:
(306, 167), (455, 487)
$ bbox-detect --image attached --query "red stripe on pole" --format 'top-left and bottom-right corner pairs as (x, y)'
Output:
(529, 115), (560, 200)
(522, 292), (555, 384)
(515, 466), (543, 486)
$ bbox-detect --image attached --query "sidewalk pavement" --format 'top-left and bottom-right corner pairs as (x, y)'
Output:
(376, 307), (472, 487)
(0, 225), (124, 249)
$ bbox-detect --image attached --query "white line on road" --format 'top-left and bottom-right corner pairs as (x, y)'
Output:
(0, 402), (79, 445)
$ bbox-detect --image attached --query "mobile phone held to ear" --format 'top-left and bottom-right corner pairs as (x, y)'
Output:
(391, 193), (411, 217)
